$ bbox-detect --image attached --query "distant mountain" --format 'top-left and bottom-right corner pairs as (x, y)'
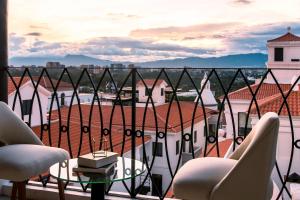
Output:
(9, 53), (267, 68)
(62, 54), (112, 66)
(136, 53), (267, 68)
(9, 54), (112, 67)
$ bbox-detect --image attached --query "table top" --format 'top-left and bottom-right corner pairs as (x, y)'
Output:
(50, 157), (146, 184)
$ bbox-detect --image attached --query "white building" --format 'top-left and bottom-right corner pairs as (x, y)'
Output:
(137, 79), (168, 105)
(8, 77), (50, 127)
(31, 76), (78, 111)
(266, 27), (300, 83)
(194, 73), (218, 111)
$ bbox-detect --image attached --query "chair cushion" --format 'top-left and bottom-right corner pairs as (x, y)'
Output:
(0, 144), (69, 182)
(173, 157), (237, 200)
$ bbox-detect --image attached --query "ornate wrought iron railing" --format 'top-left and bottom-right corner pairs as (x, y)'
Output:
(3, 67), (299, 199)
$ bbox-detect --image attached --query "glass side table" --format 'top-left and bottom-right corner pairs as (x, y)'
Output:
(50, 157), (146, 200)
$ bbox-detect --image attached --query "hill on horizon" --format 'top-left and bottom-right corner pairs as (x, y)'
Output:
(9, 53), (267, 68)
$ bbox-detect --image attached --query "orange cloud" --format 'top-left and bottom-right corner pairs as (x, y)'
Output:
(130, 23), (242, 41)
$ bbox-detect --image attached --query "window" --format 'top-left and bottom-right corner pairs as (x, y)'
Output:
(238, 112), (252, 136)
(182, 141), (186, 152)
(209, 124), (216, 136)
(22, 100), (32, 115)
(176, 140), (179, 155)
(194, 130), (197, 143)
(152, 142), (163, 157)
(161, 88), (164, 96)
(274, 48), (284, 62)
(291, 59), (300, 62)
(61, 93), (65, 106)
(145, 88), (152, 96)
(188, 142), (192, 153)
(152, 174), (162, 196)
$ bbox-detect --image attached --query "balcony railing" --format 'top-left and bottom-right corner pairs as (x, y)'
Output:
(1, 67), (299, 199)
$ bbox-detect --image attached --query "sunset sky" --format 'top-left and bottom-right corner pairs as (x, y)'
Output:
(8, 0), (300, 62)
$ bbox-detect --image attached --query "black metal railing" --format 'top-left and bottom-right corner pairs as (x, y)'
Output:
(2, 67), (299, 199)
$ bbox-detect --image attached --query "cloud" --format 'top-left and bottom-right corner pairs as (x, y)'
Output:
(8, 33), (214, 61)
(8, 22), (300, 62)
(106, 13), (141, 20)
(130, 22), (241, 40)
(28, 40), (62, 52)
(80, 37), (214, 56)
(25, 32), (42, 37)
(232, 0), (253, 5)
(9, 33), (26, 51)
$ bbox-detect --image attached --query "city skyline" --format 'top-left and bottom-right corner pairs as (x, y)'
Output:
(9, 0), (300, 62)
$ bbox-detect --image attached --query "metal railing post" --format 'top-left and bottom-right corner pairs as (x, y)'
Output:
(130, 68), (136, 197)
(0, 0), (8, 103)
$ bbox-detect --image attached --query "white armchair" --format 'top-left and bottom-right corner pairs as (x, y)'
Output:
(0, 102), (69, 200)
(173, 112), (279, 200)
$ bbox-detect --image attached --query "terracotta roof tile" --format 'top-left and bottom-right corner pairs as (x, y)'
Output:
(268, 32), (300, 42)
(8, 77), (31, 95)
(137, 79), (166, 87)
(8, 76), (73, 95)
(227, 83), (290, 101)
(32, 76), (74, 92)
(33, 102), (215, 158)
(32, 120), (151, 157)
(250, 90), (300, 116)
(49, 102), (216, 133)
(201, 139), (233, 157)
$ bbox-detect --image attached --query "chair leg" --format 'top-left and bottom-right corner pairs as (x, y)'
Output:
(17, 181), (26, 200)
(11, 182), (17, 200)
(57, 179), (65, 200)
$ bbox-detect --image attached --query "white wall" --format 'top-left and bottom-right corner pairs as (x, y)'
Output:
(267, 41), (300, 83)
(268, 42), (300, 66)
(137, 83), (166, 105)
(143, 120), (206, 194)
(224, 99), (251, 138)
(47, 90), (77, 111)
(8, 82), (49, 127)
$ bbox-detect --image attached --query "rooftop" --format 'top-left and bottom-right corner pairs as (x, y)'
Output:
(227, 83), (291, 101)
(137, 79), (167, 87)
(268, 32), (300, 42)
(48, 102), (217, 133)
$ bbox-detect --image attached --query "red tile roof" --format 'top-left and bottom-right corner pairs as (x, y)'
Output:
(268, 32), (300, 42)
(227, 82), (300, 116)
(137, 79), (166, 87)
(33, 102), (215, 158)
(250, 90), (300, 116)
(32, 76), (73, 92)
(8, 77), (31, 95)
(227, 83), (291, 101)
(203, 139), (233, 157)
(32, 120), (151, 158)
(49, 102), (216, 133)
(8, 76), (73, 95)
